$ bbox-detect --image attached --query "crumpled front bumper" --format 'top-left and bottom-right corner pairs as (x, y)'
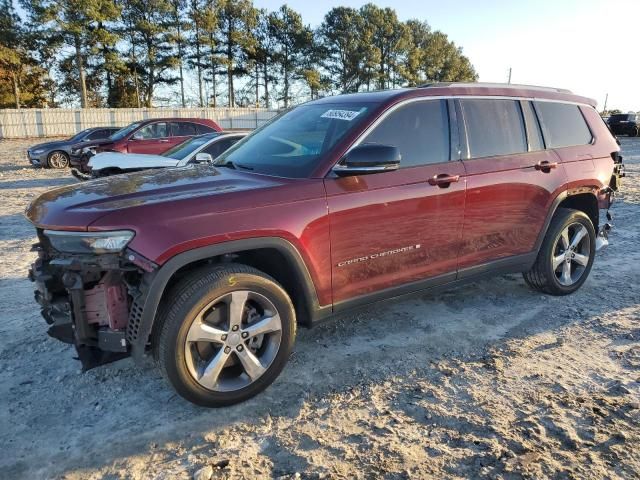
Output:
(29, 241), (143, 370)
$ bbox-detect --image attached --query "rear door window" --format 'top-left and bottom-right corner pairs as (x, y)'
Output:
(203, 137), (239, 159)
(534, 102), (592, 148)
(86, 129), (108, 140)
(171, 122), (198, 137)
(361, 100), (450, 167)
(137, 122), (168, 139)
(460, 99), (527, 158)
(196, 123), (216, 134)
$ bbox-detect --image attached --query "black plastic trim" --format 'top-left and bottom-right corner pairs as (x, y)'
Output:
(333, 252), (537, 315)
(130, 237), (329, 359)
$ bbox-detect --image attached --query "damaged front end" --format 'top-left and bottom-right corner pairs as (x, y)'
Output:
(29, 229), (156, 370)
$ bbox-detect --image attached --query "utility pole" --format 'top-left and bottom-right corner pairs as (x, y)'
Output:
(507, 67), (512, 84)
(602, 93), (608, 114)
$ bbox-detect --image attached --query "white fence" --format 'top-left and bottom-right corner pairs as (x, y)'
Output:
(0, 107), (279, 139)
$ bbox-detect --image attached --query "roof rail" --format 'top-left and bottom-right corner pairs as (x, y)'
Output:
(418, 82), (573, 95)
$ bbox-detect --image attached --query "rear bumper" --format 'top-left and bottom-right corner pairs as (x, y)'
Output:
(596, 221), (611, 251)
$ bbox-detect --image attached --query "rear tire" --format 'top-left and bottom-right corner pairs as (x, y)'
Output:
(523, 208), (596, 295)
(153, 264), (296, 407)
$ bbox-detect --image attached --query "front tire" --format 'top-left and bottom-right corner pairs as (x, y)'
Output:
(47, 151), (70, 169)
(523, 208), (596, 295)
(153, 264), (296, 407)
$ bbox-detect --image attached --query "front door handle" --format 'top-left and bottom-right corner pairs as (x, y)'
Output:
(428, 174), (460, 187)
(534, 160), (558, 172)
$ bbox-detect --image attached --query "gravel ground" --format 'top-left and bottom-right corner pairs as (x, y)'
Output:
(0, 137), (638, 480)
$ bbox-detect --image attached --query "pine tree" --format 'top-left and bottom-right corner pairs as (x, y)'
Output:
(168, 0), (188, 107)
(214, 0), (257, 107)
(318, 7), (364, 93)
(267, 5), (312, 108)
(359, 4), (408, 90)
(121, 0), (179, 107)
(400, 23), (477, 85)
(251, 9), (277, 107)
(22, 0), (120, 107)
(0, 0), (48, 108)
(186, 0), (206, 107)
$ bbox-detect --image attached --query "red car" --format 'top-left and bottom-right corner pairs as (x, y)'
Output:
(27, 83), (624, 407)
(69, 118), (221, 173)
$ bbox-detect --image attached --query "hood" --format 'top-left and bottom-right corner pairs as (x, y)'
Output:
(71, 139), (115, 152)
(89, 152), (179, 170)
(25, 166), (286, 230)
(29, 140), (69, 151)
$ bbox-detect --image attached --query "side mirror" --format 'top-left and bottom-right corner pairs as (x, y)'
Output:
(193, 152), (213, 164)
(131, 132), (144, 141)
(333, 144), (400, 176)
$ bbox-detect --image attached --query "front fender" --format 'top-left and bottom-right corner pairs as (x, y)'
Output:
(126, 237), (329, 360)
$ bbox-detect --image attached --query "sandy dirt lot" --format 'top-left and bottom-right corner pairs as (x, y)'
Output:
(0, 137), (638, 480)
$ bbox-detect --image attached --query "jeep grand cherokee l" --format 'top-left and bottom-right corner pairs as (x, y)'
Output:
(26, 83), (623, 407)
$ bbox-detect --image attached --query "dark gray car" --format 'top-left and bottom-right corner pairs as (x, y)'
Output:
(27, 127), (121, 169)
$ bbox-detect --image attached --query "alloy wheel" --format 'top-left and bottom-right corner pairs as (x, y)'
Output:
(49, 152), (69, 168)
(552, 222), (591, 286)
(184, 290), (283, 392)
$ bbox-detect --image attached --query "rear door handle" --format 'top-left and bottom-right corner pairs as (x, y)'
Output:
(428, 174), (460, 187)
(534, 161), (558, 172)
(158, 139), (170, 143)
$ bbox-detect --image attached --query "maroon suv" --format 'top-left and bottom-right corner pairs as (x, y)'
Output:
(69, 118), (221, 173)
(27, 83), (624, 407)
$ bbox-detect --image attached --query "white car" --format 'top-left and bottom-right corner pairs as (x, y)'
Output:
(84, 132), (247, 178)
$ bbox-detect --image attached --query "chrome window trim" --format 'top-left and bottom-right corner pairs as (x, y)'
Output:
(336, 95), (596, 169)
(344, 95), (593, 154)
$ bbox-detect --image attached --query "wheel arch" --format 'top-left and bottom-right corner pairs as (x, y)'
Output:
(557, 191), (599, 229)
(534, 190), (599, 256)
(129, 237), (329, 360)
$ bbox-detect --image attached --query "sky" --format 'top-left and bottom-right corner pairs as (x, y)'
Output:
(254, 0), (640, 111)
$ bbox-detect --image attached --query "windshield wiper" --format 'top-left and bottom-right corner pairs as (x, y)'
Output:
(214, 161), (236, 169)
(235, 163), (254, 171)
(213, 161), (253, 171)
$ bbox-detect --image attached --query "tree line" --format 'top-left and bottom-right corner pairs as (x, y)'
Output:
(0, 0), (478, 109)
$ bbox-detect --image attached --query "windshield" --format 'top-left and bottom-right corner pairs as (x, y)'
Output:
(67, 129), (92, 142)
(109, 122), (141, 141)
(216, 103), (373, 178)
(163, 133), (219, 160)
(609, 114), (633, 122)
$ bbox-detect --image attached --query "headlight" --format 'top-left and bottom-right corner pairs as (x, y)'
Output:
(44, 230), (135, 254)
(32, 149), (45, 154)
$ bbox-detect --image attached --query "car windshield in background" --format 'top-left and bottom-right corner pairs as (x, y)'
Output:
(609, 114), (633, 122)
(163, 133), (219, 160)
(216, 103), (372, 178)
(67, 129), (92, 142)
(109, 123), (141, 141)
